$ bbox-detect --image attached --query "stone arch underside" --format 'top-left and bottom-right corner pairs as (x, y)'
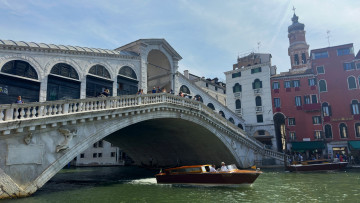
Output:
(147, 50), (172, 93)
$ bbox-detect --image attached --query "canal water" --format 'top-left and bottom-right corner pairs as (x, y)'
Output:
(6, 166), (360, 203)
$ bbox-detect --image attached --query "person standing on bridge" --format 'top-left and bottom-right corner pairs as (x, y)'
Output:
(152, 87), (156, 93)
(15, 96), (24, 103)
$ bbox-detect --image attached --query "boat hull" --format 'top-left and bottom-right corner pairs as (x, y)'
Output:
(286, 162), (348, 172)
(156, 172), (261, 185)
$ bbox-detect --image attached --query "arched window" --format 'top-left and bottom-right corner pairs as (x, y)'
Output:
(50, 63), (79, 80)
(319, 80), (327, 92)
(89, 65), (111, 79)
(238, 124), (244, 130)
(1, 60), (38, 79)
(324, 124), (333, 138)
(355, 123), (360, 138)
(207, 103), (215, 110)
(119, 66), (137, 79)
(229, 117), (235, 124)
(219, 110), (225, 118)
(252, 79), (262, 89)
(255, 96), (262, 106)
(235, 99), (241, 109)
(180, 85), (190, 94)
(348, 76), (357, 89)
(322, 102), (331, 116)
(233, 83), (241, 93)
(351, 100), (359, 115)
(339, 123), (348, 138)
(195, 95), (203, 103)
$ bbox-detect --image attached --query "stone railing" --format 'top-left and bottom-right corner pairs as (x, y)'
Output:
(264, 149), (288, 162)
(0, 93), (285, 159)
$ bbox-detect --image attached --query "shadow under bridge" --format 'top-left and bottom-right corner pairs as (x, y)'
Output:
(105, 118), (237, 168)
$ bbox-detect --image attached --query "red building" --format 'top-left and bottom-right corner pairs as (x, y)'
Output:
(271, 12), (360, 161)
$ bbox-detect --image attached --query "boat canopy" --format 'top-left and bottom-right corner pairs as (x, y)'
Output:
(291, 141), (325, 151)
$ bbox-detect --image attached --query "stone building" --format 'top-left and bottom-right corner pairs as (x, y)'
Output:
(225, 53), (277, 150)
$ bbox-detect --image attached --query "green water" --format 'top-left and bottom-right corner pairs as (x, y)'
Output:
(6, 167), (360, 203)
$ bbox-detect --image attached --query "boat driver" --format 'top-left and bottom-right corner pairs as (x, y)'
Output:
(209, 165), (217, 172)
(220, 162), (229, 172)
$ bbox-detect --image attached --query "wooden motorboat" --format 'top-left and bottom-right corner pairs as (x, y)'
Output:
(155, 164), (262, 186)
(286, 159), (348, 172)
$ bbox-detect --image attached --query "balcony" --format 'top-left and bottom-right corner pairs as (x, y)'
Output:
(303, 103), (321, 111)
(295, 87), (300, 91)
(255, 106), (263, 113)
(235, 108), (242, 116)
(273, 89), (279, 93)
(233, 92), (241, 98)
(254, 88), (262, 95)
(354, 114), (360, 120)
(286, 88), (291, 92)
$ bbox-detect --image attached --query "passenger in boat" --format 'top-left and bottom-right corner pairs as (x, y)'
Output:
(209, 165), (217, 172)
(219, 162), (229, 172)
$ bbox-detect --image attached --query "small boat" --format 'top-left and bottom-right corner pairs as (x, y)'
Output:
(155, 164), (262, 186)
(286, 159), (348, 172)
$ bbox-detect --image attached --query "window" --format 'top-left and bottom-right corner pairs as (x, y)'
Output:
(274, 98), (281, 108)
(325, 125), (333, 139)
(294, 54), (299, 65)
(312, 116), (321, 124)
(273, 82), (279, 89)
(319, 80), (327, 92)
(351, 100), (359, 115)
(219, 111), (225, 118)
(317, 66), (325, 74)
(238, 124), (244, 130)
(233, 83), (242, 93)
(51, 63), (79, 80)
(322, 102), (331, 116)
(98, 153), (102, 158)
(304, 95), (311, 104)
(80, 153), (85, 158)
(89, 65), (111, 79)
(348, 76), (357, 89)
(314, 131), (322, 139)
(355, 123), (360, 138)
(357, 63), (360, 69)
(288, 118), (296, 126)
(253, 79), (262, 89)
(301, 53), (307, 64)
(93, 143), (97, 148)
(215, 86), (218, 91)
(1, 60), (38, 80)
(232, 100), (240, 111)
(337, 47), (352, 56)
(295, 96), (302, 106)
(180, 85), (190, 94)
(284, 81), (291, 88)
(257, 114), (263, 123)
(258, 130), (265, 135)
(344, 62), (355, 71)
(311, 95), (318, 104)
(313, 51), (328, 59)
(111, 152), (116, 157)
(119, 66), (137, 79)
(232, 72), (241, 78)
(308, 78), (316, 86)
(207, 103), (215, 110)
(256, 96), (262, 106)
(93, 153), (97, 158)
(293, 80), (300, 88)
(339, 123), (348, 138)
(289, 132), (296, 141)
(229, 117), (235, 124)
(251, 67), (262, 74)
(98, 140), (103, 148)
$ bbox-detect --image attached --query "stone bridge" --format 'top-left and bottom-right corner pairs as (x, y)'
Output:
(0, 93), (284, 199)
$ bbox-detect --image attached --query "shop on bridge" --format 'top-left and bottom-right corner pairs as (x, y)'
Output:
(86, 65), (113, 97)
(117, 66), (138, 96)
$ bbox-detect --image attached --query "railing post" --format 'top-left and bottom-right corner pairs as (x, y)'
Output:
(162, 94), (166, 103)
(137, 96), (142, 105)
(5, 105), (13, 121)
(63, 103), (69, 114)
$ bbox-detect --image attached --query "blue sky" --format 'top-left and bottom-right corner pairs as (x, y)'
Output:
(0, 0), (359, 81)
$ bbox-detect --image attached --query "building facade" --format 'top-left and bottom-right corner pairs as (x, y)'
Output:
(225, 53), (278, 150)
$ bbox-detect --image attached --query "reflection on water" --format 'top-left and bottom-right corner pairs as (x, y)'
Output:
(7, 167), (360, 203)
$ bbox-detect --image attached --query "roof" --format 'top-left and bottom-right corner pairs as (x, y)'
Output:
(271, 67), (314, 78)
(310, 43), (354, 54)
(0, 39), (139, 57)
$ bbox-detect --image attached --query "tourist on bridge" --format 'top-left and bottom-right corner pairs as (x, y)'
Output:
(15, 96), (24, 104)
(152, 87), (156, 93)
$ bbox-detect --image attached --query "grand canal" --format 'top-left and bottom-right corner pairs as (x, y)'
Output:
(6, 166), (360, 202)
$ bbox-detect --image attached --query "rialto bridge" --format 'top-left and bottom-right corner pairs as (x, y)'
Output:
(0, 39), (284, 199)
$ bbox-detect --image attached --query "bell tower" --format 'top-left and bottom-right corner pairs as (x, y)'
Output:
(288, 9), (309, 70)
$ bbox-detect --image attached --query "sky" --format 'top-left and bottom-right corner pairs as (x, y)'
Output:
(0, 0), (359, 82)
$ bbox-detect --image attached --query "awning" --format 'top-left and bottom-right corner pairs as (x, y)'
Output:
(348, 141), (360, 150)
(291, 141), (325, 151)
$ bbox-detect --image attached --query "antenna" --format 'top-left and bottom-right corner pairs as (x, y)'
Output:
(257, 42), (261, 52)
(326, 30), (331, 47)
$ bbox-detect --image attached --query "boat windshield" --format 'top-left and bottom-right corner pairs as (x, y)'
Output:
(226, 164), (238, 170)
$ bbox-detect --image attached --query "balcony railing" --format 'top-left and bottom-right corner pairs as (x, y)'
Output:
(303, 103), (321, 111)
(233, 92), (241, 98)
(235, 108), (242, 115)
(255, 106), (263, 113)
(254, 88), (262, 94)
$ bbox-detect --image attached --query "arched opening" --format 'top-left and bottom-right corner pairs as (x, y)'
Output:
(233, 83), (241, 93)
(235, 99), (241, 109)
(147, 50), (172, 93)
(229, 117), (234, 124)
(252, 79), (262, 89)
(195, 95), (203, 103)
(322, 102), (331, 117)
(324, 124), (333, 139)
(339, 123), (348, 138)
(348, 76), (357, 89)
(237, 124), (244, 130)
(0, 60), (40, 104)
(207, 103), (215, 110)
(180, 85), (190, 95)
(118, 66), (138, 96)
(319, 80), (327, 92)
(86, 65), (113, 97)
(255, 96), (262, 106)
(219, 110), (225, 118)
(47, 63), (80, 101)
(273, 113), (286, 152)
